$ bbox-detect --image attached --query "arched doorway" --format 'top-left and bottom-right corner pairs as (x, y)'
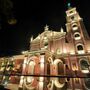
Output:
(80, 60), (89, 73)
(23, 56), (39, 90)
(47, 57), (53, 90)
(53, 59), (65, 88)
(84, 77), (90, 90)
(80, 59), (90, 89)
(76, 44), (84, 54)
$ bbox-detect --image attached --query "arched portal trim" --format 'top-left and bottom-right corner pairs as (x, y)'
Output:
(79, 59), (89, 74)
(53, 59), (65, 88)
(79, 58), (90, 90)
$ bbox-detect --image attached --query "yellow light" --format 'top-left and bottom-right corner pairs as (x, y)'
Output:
(6, 67), (10, 71)
(30, 36), (33, 42)
(0, 67), (5, 71)
(22, 51), (28, 54)
(26, 77), (34, 83)
(23, 64), (26, 69)
(8, 18), (17, 25)
(87, 50), (90, 53)
(72, 65), (78, 71)
(19, 76), (24, 88)
(63, 48), (67, 54)
(60, 27), (64, 33)
(75, 37), (81, 40)
(39, 77), (44, 82)
(51, 49), (54, 53)
(11, 57), (14, 61)
(40, 55), (44, 63)
(3, 76), (5, 79)
(39, 81), (43, 90)
(81, 70), (89, 73)
(70, 52), (75, 55)
(29, 61), (35, 65)
(40, 63), (44, 68)
(72, 26), (78, 30)
(23, 59), (27, 64)
(44, 46), (48, 49)
(54, 78), (65, 88)
(77, 50), (85, 54)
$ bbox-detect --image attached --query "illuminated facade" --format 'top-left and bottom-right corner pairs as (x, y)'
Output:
(0, 7), (90, 90)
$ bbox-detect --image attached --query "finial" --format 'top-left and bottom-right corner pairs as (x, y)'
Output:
(60, 27), (64, 33)
(44, 24), (49, 31)
(67, 2), (71, 9)
(37, 34), (40, 39)
(30, 35), (33, 42)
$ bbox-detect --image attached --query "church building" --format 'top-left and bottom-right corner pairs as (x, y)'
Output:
(0, 7), (90, 90)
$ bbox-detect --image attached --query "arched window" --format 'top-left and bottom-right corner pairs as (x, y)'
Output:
(71, 16), (75, 20)
(44, 36), (48, 48)
(53, 59), (65, 88)
(75, 34), (79, 37)
(84, 77), (90, 89)
(57, 62), (64, 75)
(44, 42), (48, 46)
(74, 32), (81, 40)
(28, 60), (35, 74)
(72, 23), (78, 31)
(80, 60), (89, 73)
(47, 61), (50, 75)
(77, 44), (84, 54)
(80, 59), (90, 89)
(77, 45), (83, 50)
(71, 16), (77, 22)
(44, 36), (48, 42)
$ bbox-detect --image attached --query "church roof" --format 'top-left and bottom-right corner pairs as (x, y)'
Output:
(31, 25), (66, 43)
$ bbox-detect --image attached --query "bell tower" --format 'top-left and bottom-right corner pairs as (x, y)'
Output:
(66, 7), (90, 54)
(65, 6), (90, 90)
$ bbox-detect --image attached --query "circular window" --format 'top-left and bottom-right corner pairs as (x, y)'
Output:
(56, 48), (61, 55)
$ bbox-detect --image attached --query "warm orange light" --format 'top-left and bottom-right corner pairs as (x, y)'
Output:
(70, 51), (75, 55)
(63, 48), (67, 54)
(81, 70), (89, 73)
(39, 77), (44, 82)
(72, 65), (78, 71)
(77, 50), (85, 54)
(19, 76), (24, 87)
(39, 81), (43, 90)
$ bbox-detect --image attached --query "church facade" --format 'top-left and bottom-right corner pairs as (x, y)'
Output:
(0, 7), (90, 90)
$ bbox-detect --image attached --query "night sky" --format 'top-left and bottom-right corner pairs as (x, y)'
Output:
(0, 0), (90, 56)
